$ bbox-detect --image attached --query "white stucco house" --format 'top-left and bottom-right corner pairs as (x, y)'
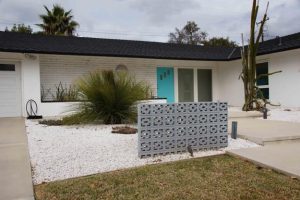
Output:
(0, 31), (299, 117)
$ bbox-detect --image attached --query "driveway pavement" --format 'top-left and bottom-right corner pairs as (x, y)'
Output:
(229, 118), (300, 145)
(0, 118), (34, 200)
(227, 118), (300, 180)
(228, 141), (300, 179)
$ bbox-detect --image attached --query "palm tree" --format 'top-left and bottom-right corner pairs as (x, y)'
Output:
(37, 4), (79, 36)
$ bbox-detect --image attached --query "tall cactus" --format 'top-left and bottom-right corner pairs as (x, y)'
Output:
(240, 0), (281, 111)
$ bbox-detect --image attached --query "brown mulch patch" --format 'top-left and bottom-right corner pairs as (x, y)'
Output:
(111, 126), (137, 134)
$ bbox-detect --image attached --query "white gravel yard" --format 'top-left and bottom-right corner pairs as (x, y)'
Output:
(26, 120), (259, 184)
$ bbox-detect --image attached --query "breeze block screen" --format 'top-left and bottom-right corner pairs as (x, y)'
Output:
(138, 102), (228, 158)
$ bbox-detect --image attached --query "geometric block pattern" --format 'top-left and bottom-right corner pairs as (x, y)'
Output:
(138, 102), (228, 158)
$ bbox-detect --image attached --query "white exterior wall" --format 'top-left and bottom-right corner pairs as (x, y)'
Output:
(0, 53), (76, 117)
(39, 54), (220, 102)
(268, 49), (300, 107)
(39, 55), (156, 100)
(0, 53), (220, 117)
(0, 52), (42, 117)
(1, 48), (299, 118)
(217, 49), (300, 108)
(21, 54), (41, 115)
(217, 60), (244, 106)
(39, 102), (77, 116)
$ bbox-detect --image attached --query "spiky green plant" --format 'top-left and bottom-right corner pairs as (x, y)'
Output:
(52, 82), (65, 101)
(64, 84), (79, 101)
(72, 70), (151, 124)
(52, 82), (79, 102)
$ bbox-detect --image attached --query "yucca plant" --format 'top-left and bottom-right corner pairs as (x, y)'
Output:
(72, 70), (151, 124)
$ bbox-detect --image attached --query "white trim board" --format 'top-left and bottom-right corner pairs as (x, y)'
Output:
(174, 66), (213, 102)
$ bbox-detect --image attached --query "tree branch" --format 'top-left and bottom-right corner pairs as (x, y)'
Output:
(255, 70), (282, 81)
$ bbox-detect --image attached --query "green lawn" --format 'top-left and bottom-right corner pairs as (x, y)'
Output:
(34, 155), (300, 200)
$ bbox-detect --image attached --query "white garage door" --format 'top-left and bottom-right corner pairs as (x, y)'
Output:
(0, 63), (22, 117)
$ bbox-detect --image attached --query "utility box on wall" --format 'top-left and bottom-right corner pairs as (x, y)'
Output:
(138, 102), (228, 158)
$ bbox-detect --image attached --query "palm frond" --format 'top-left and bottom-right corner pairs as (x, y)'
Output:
(37, 4), (79, 36)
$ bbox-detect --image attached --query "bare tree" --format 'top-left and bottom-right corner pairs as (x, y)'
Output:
(239, 0), (281, 111)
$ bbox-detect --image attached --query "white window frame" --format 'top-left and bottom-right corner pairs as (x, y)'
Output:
(174, 67), (213, 102)
(256, 61), (270, 99)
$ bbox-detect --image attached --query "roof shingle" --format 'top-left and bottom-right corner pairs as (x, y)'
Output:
(0, 31), (299, 61)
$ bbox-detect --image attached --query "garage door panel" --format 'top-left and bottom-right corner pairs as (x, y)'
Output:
(0, 108), (20, 117)
(0, 63), (21, 117)
(0, 98), (19, 105)
(0, 77), (19, 86)
(0, 87), (19, 92)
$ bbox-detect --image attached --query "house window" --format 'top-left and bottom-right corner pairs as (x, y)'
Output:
(0, 64), (15, 71)
(177, 68), (212, 102)
(197, 69), (212, 101)
(256, 62), (269, 99)
(178, 69), (194, 102)
(258, 88), (269, 99)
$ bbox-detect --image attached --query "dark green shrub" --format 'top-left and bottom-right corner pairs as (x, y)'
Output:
(39, 119), (63, 126)
(38, 114), (87, 126)
(61, 113), (88, 125)
(70, 70), (151, 124)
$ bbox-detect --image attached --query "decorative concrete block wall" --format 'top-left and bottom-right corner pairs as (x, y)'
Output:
(138, 102), (228, 158)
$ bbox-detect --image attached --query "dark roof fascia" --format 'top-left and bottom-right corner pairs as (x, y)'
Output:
(0, 49), (229, 62)
(227, 45), (300, 61)
(1, 46), (299, 62)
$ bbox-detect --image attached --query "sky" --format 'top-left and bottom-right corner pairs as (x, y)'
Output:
(0, 0), (299, 44)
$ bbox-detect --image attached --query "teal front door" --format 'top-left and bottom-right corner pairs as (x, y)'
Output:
(157, 67), (174, 103)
